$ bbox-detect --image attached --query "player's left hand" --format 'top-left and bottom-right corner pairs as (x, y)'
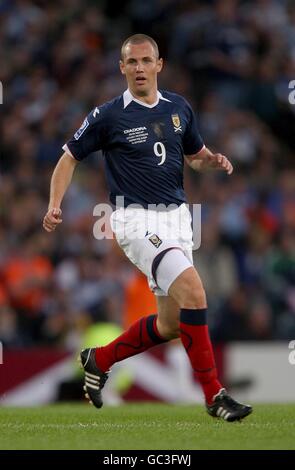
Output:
(207, 153), (233, 175)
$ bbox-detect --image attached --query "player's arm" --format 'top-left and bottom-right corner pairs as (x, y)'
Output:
(43, 152), (78, 232)
(43, 106), (104, 232)
(185, 146), (233, 175)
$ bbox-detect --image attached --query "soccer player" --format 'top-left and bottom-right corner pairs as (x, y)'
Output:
(43, 34), (252, 421)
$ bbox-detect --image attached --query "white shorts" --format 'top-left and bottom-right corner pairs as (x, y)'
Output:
(110, 203), (193, 296)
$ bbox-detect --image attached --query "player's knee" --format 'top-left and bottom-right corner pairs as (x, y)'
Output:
(158, 319), (179, 340)
(163, 326), (179, 340)
(181, 284), (207, 308)
(183, 283), (206, 308)
(169, 269), (207, 308)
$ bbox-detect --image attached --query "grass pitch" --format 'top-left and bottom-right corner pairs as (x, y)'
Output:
(0, 403), (294, 450)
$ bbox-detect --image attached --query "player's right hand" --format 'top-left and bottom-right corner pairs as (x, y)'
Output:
(43, 208), (63, 232)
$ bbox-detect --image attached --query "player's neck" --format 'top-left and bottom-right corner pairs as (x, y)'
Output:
(129, 88), (158, 106)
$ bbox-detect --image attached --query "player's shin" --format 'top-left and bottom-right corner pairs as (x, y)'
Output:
(179, 308), (222, 405)
(95, 314), (168, 372)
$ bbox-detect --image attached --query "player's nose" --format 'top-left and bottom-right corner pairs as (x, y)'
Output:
(136, 62), (144, 72)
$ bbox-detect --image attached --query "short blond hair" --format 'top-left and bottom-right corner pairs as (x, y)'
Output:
(121, 34), (159, 60)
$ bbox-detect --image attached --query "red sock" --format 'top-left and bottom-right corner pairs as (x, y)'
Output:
(95, 314), (167, 372)
(180, 308), (222, 405)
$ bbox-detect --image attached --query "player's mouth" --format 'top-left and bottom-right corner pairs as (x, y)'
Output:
(135, 76), (147, 85)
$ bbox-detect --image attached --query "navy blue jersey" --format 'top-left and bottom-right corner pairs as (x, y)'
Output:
(63, 89), (204, 208)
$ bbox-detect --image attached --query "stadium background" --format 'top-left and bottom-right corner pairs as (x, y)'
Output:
(0, 0), (295, 406)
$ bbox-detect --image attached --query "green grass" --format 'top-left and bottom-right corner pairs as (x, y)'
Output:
(0, 403), (294, 450)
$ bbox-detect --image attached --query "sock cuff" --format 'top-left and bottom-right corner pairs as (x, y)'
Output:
(180, 308), (207, 326)
(146, 314), (167, 343)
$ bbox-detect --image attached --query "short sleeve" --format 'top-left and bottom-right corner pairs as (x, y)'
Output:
(182, 102), (204, 156)
(63, 107), (106, 161)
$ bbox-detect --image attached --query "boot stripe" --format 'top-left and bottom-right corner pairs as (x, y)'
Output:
(86, 376), (100, 385)
(217, 407), (223, 416)
(85, 382), (99, 390)
(85, 371), (100, 380)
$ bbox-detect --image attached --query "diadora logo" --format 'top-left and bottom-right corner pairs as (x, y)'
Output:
(124, 127), (149, 144)
(124, 127), (147, 134)
(171, 114), (182, 133)
(93, 107), (100, 118)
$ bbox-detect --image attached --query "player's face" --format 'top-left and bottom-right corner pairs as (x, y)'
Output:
(120, 42), (163, 97)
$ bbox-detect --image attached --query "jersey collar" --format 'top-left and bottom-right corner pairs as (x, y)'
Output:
(123, 89), (171, 109)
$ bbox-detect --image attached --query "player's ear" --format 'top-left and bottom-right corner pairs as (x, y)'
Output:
(119, 60), (126, 75)
(157, 58), (163, 73)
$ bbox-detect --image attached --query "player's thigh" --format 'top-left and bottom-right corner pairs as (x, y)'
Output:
(156, 295), (180, 333)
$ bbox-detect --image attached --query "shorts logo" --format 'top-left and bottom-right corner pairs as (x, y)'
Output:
(171, 114), (182, 133)
(149, 234), (162, 248)
(74, 118), (89, 140)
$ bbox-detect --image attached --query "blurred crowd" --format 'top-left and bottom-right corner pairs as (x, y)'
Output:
(0, 0), (295, 349)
